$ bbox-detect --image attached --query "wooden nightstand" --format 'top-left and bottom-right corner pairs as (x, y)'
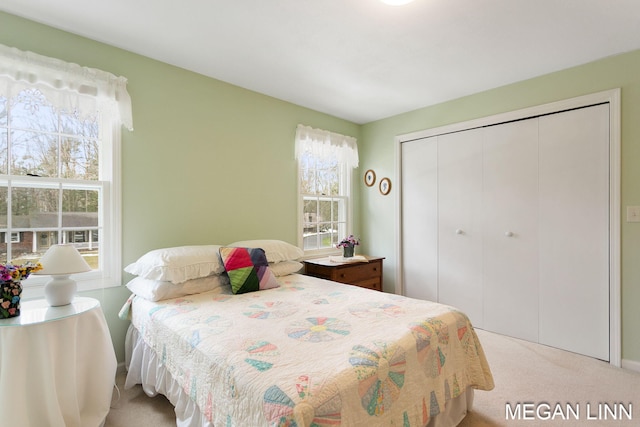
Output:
(303, 256), (384, 291)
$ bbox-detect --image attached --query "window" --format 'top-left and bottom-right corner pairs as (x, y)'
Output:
(299, 152), (349, 251)
(295, 125), (358, 255)
(4, 232), (20, 243)
(0, 43), (132, 293)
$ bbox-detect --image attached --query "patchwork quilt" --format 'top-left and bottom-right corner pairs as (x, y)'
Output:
(129, 273), (494, 426)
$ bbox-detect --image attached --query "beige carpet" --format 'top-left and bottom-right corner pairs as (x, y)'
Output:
(459, 330), (640, 426)
(104, 329), (640, 426)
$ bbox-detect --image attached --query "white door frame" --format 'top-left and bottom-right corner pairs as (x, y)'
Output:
(395, 89), (621, 366)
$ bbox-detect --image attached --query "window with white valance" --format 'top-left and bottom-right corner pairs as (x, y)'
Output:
(294, 124), (359, 169)
(0, 43), (132, 131)
(295, 124), (358, 254)
(0, 43), (133, 294)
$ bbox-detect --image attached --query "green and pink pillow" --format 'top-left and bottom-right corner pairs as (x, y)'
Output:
(219, 247), (280, 294)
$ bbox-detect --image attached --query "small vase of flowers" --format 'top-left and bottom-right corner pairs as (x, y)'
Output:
(0, 262), (42, 319)
(336, 235), (360, 258)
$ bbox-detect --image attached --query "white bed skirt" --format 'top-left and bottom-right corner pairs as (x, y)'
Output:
(125, 325), (214, 427)
(124, 324), (474, 427)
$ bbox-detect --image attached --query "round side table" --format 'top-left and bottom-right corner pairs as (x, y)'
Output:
(0, 297), (117, 427)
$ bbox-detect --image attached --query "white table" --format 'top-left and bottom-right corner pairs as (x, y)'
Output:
(0, 297), (117, 427)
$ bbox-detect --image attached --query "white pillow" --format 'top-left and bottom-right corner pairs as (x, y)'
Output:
(228, 240), (303, 263)
(124, 245), (225, 284)
(126, 275), (230, 302)
(269, 260), (303, 277)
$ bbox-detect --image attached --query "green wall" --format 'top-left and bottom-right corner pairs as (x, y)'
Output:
(0, 11), (360, 362)
(359, 50), (640, 366)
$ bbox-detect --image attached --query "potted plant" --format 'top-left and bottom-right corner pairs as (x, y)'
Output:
(336, 235), (360, 258)
(0, 262), (42, 318)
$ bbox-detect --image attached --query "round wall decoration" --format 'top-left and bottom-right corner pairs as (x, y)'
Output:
(364, 169), (376, 187)
(379, 177), (391, 195)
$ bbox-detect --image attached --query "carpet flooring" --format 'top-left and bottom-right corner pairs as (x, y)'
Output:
(104, 329), (640, 426)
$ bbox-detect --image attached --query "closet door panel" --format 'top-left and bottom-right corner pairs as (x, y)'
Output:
(538, 104), (610, 360)
(437, 128), (484, 327)
(482, 119), (539, 342)
(401, 138), (438, 301)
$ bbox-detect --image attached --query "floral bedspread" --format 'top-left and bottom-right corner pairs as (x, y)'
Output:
(130, 273), (494, 426)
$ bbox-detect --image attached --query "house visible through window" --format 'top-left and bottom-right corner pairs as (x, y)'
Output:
(295, 124), (358, 254)
(0, 43), (132, 292)
(0, 89), (101, 271)
(3, 232), (20, 243)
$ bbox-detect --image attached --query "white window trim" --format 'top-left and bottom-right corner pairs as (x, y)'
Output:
(0, 44), (131, 297)
(298, 176), (353, 258)
(5, 232), (20, 243)
(20, 119), (123, 297)
(295, 124), (358, 258)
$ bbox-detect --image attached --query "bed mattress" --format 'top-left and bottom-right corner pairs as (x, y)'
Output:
(124, 273), (494, 426)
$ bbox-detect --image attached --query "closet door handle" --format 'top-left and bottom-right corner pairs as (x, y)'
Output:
(504, 231), (514, 237)
(455, 229), (464, 235)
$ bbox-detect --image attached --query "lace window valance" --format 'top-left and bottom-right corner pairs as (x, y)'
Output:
(295, 124), (359, 169)
(0, 43), (133, 131)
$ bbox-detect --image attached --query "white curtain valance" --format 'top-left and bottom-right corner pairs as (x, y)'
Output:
(0, 43), (133, 131)
(295, 124), (359, 169)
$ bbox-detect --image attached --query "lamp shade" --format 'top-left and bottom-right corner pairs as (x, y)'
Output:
(35, 244), (91, 275)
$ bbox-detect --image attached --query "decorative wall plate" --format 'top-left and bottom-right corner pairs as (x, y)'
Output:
(379, 177), (391, 195)
(364, 169), (376, 187)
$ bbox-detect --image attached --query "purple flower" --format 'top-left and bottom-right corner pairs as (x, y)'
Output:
(336, 235), (360, 248)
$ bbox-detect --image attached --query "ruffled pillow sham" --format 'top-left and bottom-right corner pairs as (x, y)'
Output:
(126, 275), (230, 301)
(124, 245), (225, 284)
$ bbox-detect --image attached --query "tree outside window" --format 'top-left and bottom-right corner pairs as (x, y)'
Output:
(299, 151), (349, 252)
(0, 89), (100, 269)
(295, 124), (358, 256)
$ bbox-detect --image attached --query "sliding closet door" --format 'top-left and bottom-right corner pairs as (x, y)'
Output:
(538, 104), (610, 360)
(437, 128), (484, 327)
(401, 138), (438, 301)
(482, 119), (539, 342)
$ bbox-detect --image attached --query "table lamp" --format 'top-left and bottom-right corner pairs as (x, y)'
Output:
(34, 244), (92, 306)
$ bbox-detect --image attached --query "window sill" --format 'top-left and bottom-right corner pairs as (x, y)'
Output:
(301, 248), (344, 260)
(21, 276), (120, 301)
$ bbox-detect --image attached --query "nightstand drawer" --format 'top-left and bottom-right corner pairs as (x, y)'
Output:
(303, 263), (334, 280)
(303, 256), (384, 292)
(334, 261), (381, 283)
(349, 277), (382, 291)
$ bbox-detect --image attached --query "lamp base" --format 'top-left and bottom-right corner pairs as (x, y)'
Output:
(44, 275), (77, 306)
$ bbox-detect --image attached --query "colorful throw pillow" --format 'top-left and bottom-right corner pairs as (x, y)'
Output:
(219, 247), (280, 294)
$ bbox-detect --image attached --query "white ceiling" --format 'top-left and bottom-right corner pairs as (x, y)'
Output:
(2, 0), (640, 124)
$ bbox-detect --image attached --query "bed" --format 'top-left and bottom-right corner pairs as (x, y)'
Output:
(122, 269), (494, 427)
